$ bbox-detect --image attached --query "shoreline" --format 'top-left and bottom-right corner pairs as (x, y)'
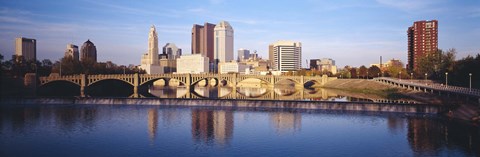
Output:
(0, 97), (447, 114)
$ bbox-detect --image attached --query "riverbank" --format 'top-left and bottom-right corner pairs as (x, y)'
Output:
(321, 79), (480, 124)
(321, 79), (447, 104)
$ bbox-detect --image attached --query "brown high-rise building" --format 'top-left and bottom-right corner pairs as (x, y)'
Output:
(81, 39), (97, 62)
(407, 20), (438, 72)
(191, 23), (216, 62)
(268, 44), (274, 69)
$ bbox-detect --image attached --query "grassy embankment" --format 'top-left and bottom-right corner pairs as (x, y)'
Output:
(319, 79), (408, 100)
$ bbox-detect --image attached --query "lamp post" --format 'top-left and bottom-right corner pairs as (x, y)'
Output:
(366, 71), (369, 79)
(123, 66), (126, 74)
(399, 71), (402, 80)
(445, 72), (448, 88)
(469, 73), (472, 92)
(425, 73), (427, 85)
(377, 73), (380, 78)
(410, 72), (413, 82)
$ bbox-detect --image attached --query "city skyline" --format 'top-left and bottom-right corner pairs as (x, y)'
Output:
(1, 0), (479, 67)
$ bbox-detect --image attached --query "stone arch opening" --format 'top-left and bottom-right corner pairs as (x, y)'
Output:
(236, 87), (269, 98)
(303, 80), (321, 88)
(38, 80), (81, 97)
(237, 78), (269, 88)
(86, 79), (133, 97)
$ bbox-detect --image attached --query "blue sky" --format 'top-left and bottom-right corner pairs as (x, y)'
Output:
(1, 0), (479, 67)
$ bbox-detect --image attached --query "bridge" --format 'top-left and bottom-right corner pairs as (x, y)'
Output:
(374, 77), (480, 100)
(39, 73), (336, 97)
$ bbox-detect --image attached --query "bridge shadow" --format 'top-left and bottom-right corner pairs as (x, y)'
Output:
(87, 79), (133, 97)
(38, 81), (80, 97)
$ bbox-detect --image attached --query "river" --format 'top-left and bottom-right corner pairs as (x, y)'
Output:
(1, 86), (478, 156)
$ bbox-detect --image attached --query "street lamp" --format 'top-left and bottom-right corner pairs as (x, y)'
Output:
(377, 73), (380, 77)
(445, 72), (448, 88)
(366, 71), (369, 79)
(399, 71), (402, 80)
(469, 73), (472, 92)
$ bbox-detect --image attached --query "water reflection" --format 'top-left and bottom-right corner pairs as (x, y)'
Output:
(148, 86), (418, 104)
(407, 118), (480, 156)
(269, 111), (302, 134)
(0, 105), (479, 156)
(191, 109), (234, 145)
(148, 109), (158, 141)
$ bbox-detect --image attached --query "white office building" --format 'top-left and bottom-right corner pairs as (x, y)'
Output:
(270, 41), (302, 71)
(64, 44), (79, 61)
(176, 54), (209, 74)
(218, 61), (250, 74)
(15, 37), (36, 61)
(214, 21), (234, 63)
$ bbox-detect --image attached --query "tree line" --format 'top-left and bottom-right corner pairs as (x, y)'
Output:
(0, 54), (145, 78)
(287, 48), (479, 89)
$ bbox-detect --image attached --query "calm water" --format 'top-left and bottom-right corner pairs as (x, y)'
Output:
(1, 104), (478, 157)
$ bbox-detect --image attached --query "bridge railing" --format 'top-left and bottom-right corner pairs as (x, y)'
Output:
(374, 77), (480, 96)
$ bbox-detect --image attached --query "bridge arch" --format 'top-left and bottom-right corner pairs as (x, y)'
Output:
(38, 80), (81, 97)
(87, 78), (134, 87)
(275, 78), (301, 85)
(40, 80), (81, 87)
(140, 77), (187, 87)
(86, 79), (134, 97)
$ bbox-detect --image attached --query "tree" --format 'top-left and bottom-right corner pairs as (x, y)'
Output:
(416, 48), (456, 79)
(349, 68), (357, 79)
(358, 65), (367, 78)
(368, 66), (381, 78)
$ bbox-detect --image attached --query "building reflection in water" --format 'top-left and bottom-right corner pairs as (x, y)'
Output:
(0, 106), (98, 134)
(387, 116), (406, 135)
(193, 87), (219, 98)
(407, 118), (479, 156)
(218, 87), (232, 98)
(147, 108), (158, 141)
(269, 111), (302, 134)
(191, 109), (233, 145)
(237, 87), (268, 97)
(149, 86), (188, 98)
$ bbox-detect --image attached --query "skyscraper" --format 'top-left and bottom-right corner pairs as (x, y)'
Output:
(268, 45), (274, 70)
(64, 44), (79, 61)
(191, 22), (216, 62)
(407, 20), (438, 72)
(80, 39), (97, 62)
(15, 37), (36, 61)
(214, 21), (234, 64)
(270, 41), (302, 71)
(162, 43), (182, 60)
(141, 25), (162, 74)
(237, 48), (250, 62)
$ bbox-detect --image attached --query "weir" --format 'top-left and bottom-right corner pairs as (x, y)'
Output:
(1, 98), (448, 114)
